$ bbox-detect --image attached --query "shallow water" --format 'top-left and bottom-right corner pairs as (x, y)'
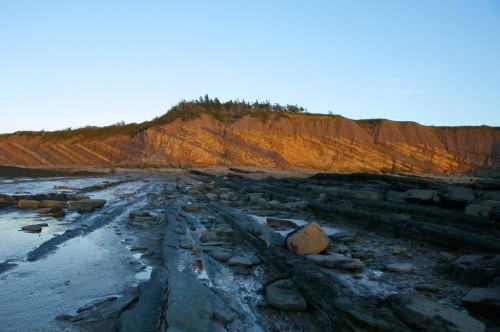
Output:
(0, 175), (157, 331)
(0, 226), (137, 331)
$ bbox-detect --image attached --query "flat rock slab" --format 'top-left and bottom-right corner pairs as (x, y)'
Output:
(165, 270), (213, 332)
(306, 253), (353, 268)
(461, 287), (500, 319)
(266, 217), (298, 230)
(201, 231), (220, 242)
(69, 199), (107, 208)
(393, 295), (484, 332)
(386, 263), (413, 273)
(227, 256), (253, 267)
(205, 249), (233, 262)
(266, 279), (307, 312)
(21, 223), (48, 233)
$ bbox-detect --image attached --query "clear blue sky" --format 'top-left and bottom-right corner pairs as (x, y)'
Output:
(1, 1), (499, 133)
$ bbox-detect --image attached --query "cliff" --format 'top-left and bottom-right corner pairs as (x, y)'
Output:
(0, 105), (498, 175)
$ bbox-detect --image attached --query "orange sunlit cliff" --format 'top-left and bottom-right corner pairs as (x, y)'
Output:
(0, 98), (498, 174)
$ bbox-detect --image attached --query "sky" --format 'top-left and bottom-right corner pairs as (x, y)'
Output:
(1, 1), (499, 133)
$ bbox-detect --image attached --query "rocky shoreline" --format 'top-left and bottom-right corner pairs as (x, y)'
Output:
(0, 167), (499, 331)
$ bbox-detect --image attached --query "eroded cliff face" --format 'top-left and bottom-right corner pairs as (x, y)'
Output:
(0, 113), (498, 174)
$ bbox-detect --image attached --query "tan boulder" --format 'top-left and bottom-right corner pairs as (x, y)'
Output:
(286, 222), (330, 255)
(18, 200), (40, 209)
(40, 200), (68, 208)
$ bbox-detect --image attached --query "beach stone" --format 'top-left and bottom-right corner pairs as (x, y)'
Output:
(180, 241), (194, 249)
(386, 263), (413, 273)
(37, 208), (51, 214)
(18, 200), (40, 209)
(341, 259), (365, 270)
(233, 266), (252, 275)
(201, 231), (220, 242)
(206, 193), (218, 201)
(286, 222), (330, 255)
(392, 244), (407, 255)
(439, 251), (456, 262)
(461, 287), (500, 319)
(282, 201), (309, 210)
(78, 206), (94, 214)
(184, 204), (201, 212)
(40, 200), (67, 208)
(246, 193), (263, 202)
(21, 223), (48, 233)
(214, 226), (235, 237)
(393, 294), (484, 332)
(50, 210), (66, 218)
(69, 199), (107, 208)
(266, 200), (282, 209)
(306, 253), (353, 268)
(131, 222), (151, 229)
(174, 228), (185, 235)
(415, 284), (439, 293)
(206, 249), (233, 262)
(228, 256), (253, 268)
(129, 210), (150, 219)
(266, 279), (307, 312)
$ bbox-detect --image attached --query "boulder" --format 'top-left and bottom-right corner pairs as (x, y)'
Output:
(393, 295), (484, 332)
(386, 263), (413, 273)
(266, 279), (307, 312)
(40, 200), (67, 208)
(285, 222), (330, 255)
(18, 200), (40, 209)
(461, 287), (500, 319)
